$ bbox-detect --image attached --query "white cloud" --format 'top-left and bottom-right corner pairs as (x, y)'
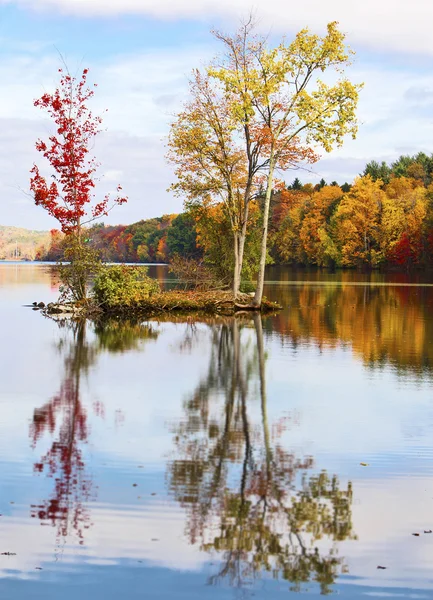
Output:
(103, 169), (123, 182)
(0, 27), (433, 227)
(0, 47), (201, 228)
(4, 0), (433, 56)
(0, 122), (183, 229)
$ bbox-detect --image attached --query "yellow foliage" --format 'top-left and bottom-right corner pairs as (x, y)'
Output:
(381, 178), (426, 258)
(335, 176), (386, 266)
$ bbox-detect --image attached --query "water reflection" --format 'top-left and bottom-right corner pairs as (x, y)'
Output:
(168, 315), (356, 594)
(266, 280), (433, 377)
(30, 321), (95, 543)
(30, 318), (159, 546)
(1, 264), (432, 598)
(0, 264), (57, 288)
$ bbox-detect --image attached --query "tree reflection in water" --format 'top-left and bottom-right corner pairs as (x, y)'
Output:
(268, 280), (433, 378)
(30, 321), (95, 544)
(168, 315), (356, 594)
(30, 318), (158, 545)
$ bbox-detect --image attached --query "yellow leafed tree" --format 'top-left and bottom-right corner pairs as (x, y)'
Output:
(381, 177), (427, 262)
(211, 20), (362, 304)
(335, 176), (386, 267)
(300, 186), (344, 265)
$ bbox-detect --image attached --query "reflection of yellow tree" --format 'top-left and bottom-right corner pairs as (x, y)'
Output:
(30, 318), (158, 545)
(168, 316), (355, 594)
(271, 282), (433, 376)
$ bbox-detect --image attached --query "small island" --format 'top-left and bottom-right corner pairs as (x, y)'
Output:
(42, 264), (281, 319)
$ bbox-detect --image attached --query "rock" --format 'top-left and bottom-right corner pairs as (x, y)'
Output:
(37, 302), (45, 309)
(46, 303), (67, 314)
(32, 302), (38, 307)
(46, 302), (83, 316)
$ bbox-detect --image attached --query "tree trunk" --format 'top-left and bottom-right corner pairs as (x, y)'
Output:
(233, 232), (241, 296)
(236, 207), (249, 296)
(253, 152), (275, 306)
(239, 183), (251, 292)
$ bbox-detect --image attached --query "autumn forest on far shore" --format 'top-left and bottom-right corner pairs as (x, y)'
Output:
(5, 151), (433, 274)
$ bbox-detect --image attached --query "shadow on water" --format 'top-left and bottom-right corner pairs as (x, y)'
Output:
(29, 318), (159, 546)
(167, 315), (356, 594)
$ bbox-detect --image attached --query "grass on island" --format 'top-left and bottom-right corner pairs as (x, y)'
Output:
(98, 289), (281, 317)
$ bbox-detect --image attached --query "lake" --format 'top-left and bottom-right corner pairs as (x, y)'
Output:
(0, 262), (433, 599)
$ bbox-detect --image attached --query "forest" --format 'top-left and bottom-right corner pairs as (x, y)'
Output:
(35, 151), (433, 273)
(0, 226), (50, 261)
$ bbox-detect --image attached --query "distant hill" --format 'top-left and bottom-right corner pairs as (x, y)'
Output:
(0, 226), (50, 261)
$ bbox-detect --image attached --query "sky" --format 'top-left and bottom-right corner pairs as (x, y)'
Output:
(0, 0), (433, 230)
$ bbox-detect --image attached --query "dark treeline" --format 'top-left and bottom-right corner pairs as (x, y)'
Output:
(38, 152), (433, 272)
(39, 213), (200, 264)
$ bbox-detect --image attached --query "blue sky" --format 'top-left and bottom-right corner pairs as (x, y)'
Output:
(1, 0), (433, 229)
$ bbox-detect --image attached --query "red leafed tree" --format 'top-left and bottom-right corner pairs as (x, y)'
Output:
(388, 231), (422, 268)
(30, 67), (127, 236)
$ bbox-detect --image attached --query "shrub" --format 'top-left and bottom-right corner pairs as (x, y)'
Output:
(58, 233), (102, 303)
(92, 265), (160, 309)
(168, 255), (224, 290)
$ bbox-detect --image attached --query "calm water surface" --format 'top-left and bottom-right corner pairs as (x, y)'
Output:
(0, 263), (433, 599)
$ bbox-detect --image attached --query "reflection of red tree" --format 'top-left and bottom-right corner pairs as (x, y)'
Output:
(30, 323), (94, 544)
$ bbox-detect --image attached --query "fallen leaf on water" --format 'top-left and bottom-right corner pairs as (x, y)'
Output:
(424, 530), (432, 534)
(35, 567), (43, 570)
(377, 566), (387, 570)
(412, 533), (420, 537)
(132, 484), (137, 487)
(1, 552), (16, 556)
(360, 462), (369, 466)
